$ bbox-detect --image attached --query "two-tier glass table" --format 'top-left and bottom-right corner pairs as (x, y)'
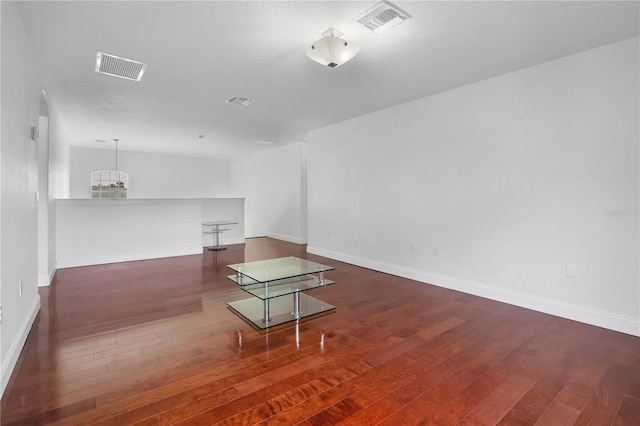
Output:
(202, 220), (237, 251)
(227, 256), (335, 330)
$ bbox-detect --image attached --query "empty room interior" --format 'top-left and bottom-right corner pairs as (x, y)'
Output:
(1, 1), (639, 425)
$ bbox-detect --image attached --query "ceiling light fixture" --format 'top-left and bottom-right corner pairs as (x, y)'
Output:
(305, 28), (361, 68)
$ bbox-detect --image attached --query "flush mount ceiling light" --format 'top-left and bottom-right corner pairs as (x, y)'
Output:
(95, 52), (147, 81)
(355, 1), (411, 34)
(305, 28), (361, 68)
(254, 139), (276, 145)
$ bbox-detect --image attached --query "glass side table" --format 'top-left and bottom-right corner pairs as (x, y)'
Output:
(227, 256), (335, 330)
(202, 220), (237, 251)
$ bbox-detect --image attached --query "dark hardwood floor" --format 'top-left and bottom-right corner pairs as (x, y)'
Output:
(2, 237), (639, 425)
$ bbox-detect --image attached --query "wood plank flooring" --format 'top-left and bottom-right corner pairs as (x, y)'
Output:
(2, 237), (639, 425)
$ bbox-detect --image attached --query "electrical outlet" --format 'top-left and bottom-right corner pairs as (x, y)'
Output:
(19, 279), (23, 296)
(433, 246), (440, 256)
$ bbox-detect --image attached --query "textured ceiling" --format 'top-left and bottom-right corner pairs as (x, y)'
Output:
(15, 1), (640, 159)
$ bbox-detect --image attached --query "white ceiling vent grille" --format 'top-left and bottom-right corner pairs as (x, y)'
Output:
(226, 96), (255, 106)
(355, 1), (411, 34)
(95, 52), (147, 81)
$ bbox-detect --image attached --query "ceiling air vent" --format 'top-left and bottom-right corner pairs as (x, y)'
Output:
(355, 1), (411, 34)
(226, 97), (255, 106)
(95, 52), (147, 81)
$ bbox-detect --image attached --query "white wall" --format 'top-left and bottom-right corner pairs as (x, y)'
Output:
(1, 0), (4, 397)
(37, 114), (49, 286)
(230, 142), (307, 243)
(308, 38), (639, 336)
(230, 151), (269, 238)
(45, 101), (70, 286)
(1, 1), (44, 395)
(49, 104), (70, 200)
(69, 147), (231, 199)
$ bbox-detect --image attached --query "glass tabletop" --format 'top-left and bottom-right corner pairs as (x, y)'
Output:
(227, 256), (334, 284)
(202, 220), (238, 226)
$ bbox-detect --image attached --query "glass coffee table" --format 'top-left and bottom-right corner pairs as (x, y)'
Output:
(227, 256), (335, 330)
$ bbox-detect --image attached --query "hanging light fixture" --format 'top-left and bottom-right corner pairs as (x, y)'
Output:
(305, 28), (361, 68)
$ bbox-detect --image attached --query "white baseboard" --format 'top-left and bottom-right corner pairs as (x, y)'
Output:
(266, 232), (307, 245)
(38, 266), (56, 287)
(307, 245), (640, 337)
(38, 273), (50, 287)
(1, 295), (41, 397)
